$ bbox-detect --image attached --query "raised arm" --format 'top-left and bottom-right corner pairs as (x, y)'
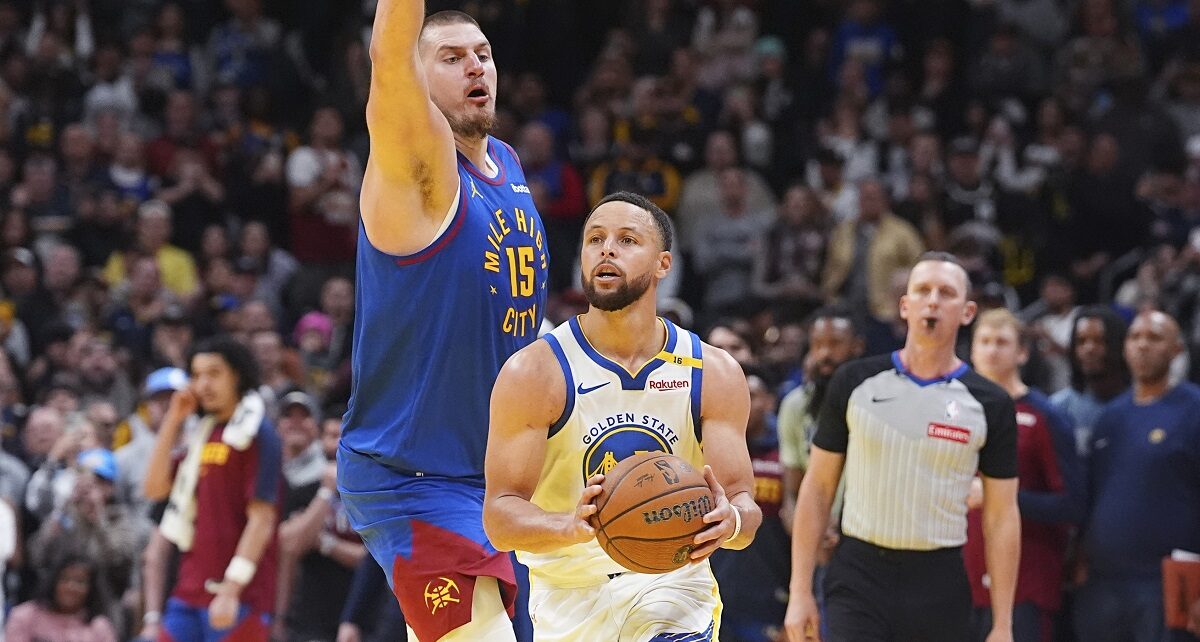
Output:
(484, 341), (598, 553)
(362, 0), (460, 254)
(144, 389), (196, 501)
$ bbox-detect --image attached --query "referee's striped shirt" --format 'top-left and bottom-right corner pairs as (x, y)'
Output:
(814, 352), (1018, 550)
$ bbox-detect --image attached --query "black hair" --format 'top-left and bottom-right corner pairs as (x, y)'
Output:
(187, 334), (260, 396)
(587, 191), (673, 251)
(1067, 305), (1129, 391)
(815, 146), (845, 167)
(36, 553), (108, 621)
(805, 303), (864, 338)
(913, 250), (973, 292)
(421, 10), (480, 35)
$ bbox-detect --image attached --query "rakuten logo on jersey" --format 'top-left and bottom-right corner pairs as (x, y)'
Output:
(649, 379), (690, 391)
(510, 183), (531, 194)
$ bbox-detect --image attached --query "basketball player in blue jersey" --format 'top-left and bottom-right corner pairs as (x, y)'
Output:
(336, 4), (548, 641)
(483, 191), (763, 641)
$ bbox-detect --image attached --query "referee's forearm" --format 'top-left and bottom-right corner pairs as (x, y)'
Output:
(788, 480), (833, 594)
(982, 500), (1021, 630)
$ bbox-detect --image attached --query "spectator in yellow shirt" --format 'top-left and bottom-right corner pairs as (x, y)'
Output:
(102, 200), (199, 300)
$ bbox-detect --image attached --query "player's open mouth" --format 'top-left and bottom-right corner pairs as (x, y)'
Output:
(593, 264), (622, 282)
(467, 87), (489, 104)
(924, 317), (938, 329)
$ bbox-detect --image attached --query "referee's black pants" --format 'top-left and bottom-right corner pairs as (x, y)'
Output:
(822, 535), (971, 642)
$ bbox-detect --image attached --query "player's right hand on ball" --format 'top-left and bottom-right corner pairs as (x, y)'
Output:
(565, 474), (604, 544)
(784, 594), (822, 642)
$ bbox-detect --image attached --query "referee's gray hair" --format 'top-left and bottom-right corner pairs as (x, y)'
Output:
(913, 251), (972, 292)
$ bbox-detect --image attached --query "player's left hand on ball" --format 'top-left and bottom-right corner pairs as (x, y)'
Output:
(690, 465), (733, 561)
(567, 474), (604, 544)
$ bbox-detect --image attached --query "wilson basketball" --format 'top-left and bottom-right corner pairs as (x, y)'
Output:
(592, 452), (714, 574)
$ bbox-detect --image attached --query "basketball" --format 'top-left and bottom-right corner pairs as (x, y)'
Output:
(592, 452), (715, 574)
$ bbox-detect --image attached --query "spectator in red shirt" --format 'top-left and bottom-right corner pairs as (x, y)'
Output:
(285, 107), (361, 267)
(146, 91), (221, 179)
(965, 308), (1084, 641)
(143, 335), (282, 642)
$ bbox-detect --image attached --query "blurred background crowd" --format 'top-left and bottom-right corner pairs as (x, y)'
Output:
(0, 0), (1192, 640)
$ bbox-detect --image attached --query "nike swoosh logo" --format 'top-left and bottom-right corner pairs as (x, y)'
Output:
(577, 382), (611, 395)
(872, 396), (897, 403)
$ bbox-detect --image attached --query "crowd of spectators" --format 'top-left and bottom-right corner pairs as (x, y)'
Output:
(0, 0), (1192, 640)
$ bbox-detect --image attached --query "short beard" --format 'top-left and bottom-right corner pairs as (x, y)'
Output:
(582, 271), (653, 312)
(446, 110), (495, 142)
(805, 371), (833, 419)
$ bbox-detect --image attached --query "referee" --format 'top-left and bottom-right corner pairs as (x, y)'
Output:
(785, 252), (1020, 642)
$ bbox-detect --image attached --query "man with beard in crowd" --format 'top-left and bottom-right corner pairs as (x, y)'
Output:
(777, 306), (864, 530)
(777, 306), (864, 638)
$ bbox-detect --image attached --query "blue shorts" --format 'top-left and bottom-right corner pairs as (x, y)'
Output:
(158, 597), (270, 642)
(337, 444), (517, 641)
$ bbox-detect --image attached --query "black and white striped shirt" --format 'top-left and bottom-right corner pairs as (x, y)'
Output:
(814, 352), (1018, 550)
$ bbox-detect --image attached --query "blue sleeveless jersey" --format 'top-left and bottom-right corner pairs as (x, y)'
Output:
(342, 137), (549, 480)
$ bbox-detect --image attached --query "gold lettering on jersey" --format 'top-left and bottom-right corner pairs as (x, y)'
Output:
(514, 207), (528, 234)
(201, 442), (230, 466)
(493, 208), (511, 236)
(502, 303), (539, 337)
(483, 251), (500, 273)
(477, 204), (546, 335)
(486, 222), (505, 251)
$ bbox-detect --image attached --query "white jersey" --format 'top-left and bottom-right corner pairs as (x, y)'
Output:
(518, 316), (707, 588)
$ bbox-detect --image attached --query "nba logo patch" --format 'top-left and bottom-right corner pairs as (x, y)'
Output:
(945, 400), (960, 421)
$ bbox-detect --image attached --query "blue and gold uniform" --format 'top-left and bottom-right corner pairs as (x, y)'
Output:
(521, 317), (722, 642)
(338, 137), (548, 641)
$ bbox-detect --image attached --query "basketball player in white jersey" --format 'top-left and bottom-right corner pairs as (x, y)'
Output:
(483, 191), (762, 641)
